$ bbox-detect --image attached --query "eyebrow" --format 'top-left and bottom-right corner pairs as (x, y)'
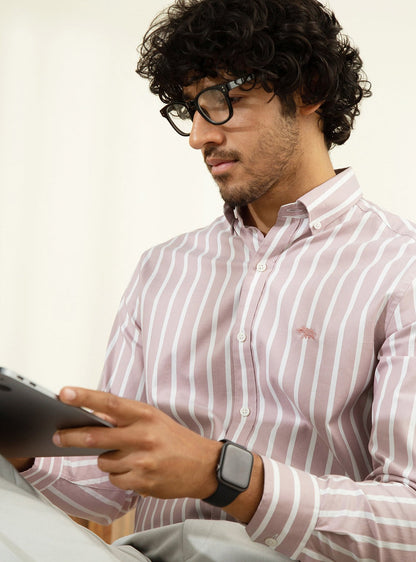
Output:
(181, 75), (254, 104)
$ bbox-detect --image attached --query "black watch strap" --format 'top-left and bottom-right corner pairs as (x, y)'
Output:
(203, 479), (242, 508)
(203, 440), (254, 508)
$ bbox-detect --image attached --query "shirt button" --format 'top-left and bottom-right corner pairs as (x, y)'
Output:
(313, 221), (322, 230)
(240, 407), (250, 417)
(256, 262), (267, 272)
(237, 331), (247, 342)
(265, 538), (278, 548)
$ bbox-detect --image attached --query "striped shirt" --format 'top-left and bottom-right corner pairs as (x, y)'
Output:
(26, 168), (416, 561)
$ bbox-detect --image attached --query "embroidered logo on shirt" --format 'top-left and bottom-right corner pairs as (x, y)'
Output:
(297, 326), (317, 341)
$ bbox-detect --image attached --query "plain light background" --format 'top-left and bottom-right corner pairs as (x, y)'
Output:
(0, 0), (415, 392)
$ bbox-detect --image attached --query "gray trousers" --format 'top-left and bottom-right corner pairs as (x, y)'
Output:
(0, 455), (292, 561)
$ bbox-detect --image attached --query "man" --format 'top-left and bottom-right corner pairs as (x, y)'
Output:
(3, 0), (416, 560)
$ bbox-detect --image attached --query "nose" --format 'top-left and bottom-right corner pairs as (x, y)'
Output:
(189, 111), (225, 150)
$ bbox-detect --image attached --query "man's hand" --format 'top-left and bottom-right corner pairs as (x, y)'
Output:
(54, 387), (264, 523)
(7, 458), (34, 471)
(53, 387), (222, 501)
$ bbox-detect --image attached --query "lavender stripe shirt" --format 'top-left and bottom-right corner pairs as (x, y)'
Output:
(26, 168), (416, 561)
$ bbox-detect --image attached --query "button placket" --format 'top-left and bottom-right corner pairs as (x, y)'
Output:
(229, 226), (293, 438)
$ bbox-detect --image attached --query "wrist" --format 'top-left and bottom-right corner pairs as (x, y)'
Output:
(200, 439), (223, 499)
(224, 452), (264, 523)
(203, 440), (254, 508)
(8, 457), (35, 472)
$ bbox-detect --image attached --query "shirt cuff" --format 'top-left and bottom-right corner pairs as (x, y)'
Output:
(246, 457), (320, 559)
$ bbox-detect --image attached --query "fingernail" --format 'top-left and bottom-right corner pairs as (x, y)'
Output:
(53, 432), (62, 447)
(62, 388), (77, 401)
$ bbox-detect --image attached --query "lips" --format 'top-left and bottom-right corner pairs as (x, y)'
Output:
(205, 156), (238, 175)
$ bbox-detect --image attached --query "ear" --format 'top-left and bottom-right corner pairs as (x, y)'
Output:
(298, 100), (323, 116)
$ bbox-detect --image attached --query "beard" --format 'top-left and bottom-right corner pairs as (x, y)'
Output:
(204, 112), (300, 209)
(215, 171), (282, 208)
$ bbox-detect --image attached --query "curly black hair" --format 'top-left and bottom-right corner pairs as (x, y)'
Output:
(136, 0), (371, 149)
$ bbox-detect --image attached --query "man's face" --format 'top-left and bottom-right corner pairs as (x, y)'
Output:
(183, 77), (302, 208)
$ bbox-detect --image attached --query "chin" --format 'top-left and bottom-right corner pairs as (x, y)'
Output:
(220, 189), (263, 209)
(217, 175), (270, 208)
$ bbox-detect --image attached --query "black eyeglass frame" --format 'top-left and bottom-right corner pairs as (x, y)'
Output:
(160, 74), (255, 136)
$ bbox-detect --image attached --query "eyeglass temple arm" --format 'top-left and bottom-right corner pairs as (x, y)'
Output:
(225, 74), (255, 91)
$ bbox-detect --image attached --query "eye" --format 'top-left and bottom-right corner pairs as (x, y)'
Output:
(229, 96), (243, 105)
(177, 105), (190, 119)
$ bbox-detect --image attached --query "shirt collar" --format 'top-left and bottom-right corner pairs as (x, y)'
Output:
(294, 167), (362, 231)
(224, 167), (362, 234)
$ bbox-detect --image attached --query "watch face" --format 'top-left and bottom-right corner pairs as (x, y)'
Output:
(219, 442), (253, 490)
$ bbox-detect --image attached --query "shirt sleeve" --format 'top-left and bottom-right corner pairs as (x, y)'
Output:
(247, 278), (416, 561)
(23, 455), (138, 524)
(23, 264), (144, 524)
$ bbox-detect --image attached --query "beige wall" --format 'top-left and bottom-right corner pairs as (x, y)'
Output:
(0, 0), (414, 391)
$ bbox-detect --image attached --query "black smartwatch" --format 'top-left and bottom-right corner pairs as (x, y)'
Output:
(203, 439), (254, 508)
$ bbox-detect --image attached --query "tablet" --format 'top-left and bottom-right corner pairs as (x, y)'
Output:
(0, 367), (113, 457)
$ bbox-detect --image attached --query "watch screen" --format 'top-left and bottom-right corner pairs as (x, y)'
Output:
(220, 443), (253, 489)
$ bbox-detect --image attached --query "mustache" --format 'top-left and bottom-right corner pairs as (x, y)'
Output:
(203, 147), (241, 163)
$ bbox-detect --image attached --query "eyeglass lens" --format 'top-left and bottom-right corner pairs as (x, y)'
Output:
(167, 87), (230, 135)
(198, 88), (230, 123)
(168, 103), (194, 135)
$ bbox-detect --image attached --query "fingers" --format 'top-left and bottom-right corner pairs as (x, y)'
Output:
(97, 449), (147, 479)
(92, 411), (118, 426)
(58, 387), (143, 426)
(53, 416), (152, 452)
(53, 424), (119, 450)
(53, 387), (153, 452)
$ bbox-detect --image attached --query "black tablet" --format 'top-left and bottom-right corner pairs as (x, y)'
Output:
(0, 367), (113, 457)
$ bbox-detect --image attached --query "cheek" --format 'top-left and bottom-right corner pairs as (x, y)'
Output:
(246, 129), (281, 166)
(256, 117), (299, 158)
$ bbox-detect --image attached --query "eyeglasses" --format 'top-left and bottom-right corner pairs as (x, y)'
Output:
(160, 75), (254, 136)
